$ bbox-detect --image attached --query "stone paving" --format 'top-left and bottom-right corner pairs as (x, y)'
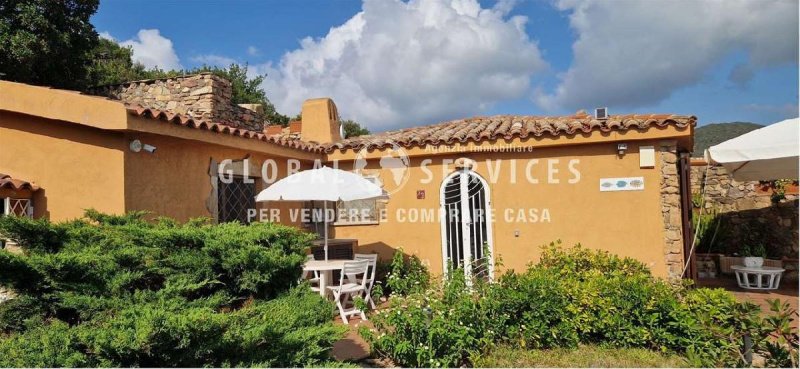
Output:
(330, 317), (372, 362)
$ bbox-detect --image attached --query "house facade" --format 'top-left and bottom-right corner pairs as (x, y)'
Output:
(0, 74), (695, 280)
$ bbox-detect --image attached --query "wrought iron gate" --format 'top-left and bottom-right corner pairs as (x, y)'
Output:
(440, 169), (494, 280)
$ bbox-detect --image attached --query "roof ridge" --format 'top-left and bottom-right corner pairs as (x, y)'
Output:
(325, 113), (696, 152)
(125, 104), (323, 153)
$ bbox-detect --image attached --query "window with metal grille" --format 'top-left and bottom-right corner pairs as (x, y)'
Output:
(217, 176), (256, 224)
(1, 198), (32, 217)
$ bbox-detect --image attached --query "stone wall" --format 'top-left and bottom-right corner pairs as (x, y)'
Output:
(90, 73), (266, 131)
(659, 141), (685, 281)
(690, 162), (799, 258)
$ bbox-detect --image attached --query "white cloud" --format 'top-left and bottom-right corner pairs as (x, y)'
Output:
(120, 29), (182, 70)
(190, 54), (237, 67)
(535, 0), (799, 111)
(98, 31), (115, 41)
(247, 46), (260, 56)
(259, 0), (546, 130)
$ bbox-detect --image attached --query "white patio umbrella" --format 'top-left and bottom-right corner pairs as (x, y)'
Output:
(255, 166), (383, 260)
(705, 118), (799, 181)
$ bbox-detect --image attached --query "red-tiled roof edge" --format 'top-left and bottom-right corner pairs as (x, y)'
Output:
(0, 173), (40, 191)
(125, 105), (324, 153)
(323, 113), (696, 152)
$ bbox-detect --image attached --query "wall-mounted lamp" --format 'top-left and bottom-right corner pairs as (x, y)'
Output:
(617, 143), (628, 156)
(129, 139), (157, 154)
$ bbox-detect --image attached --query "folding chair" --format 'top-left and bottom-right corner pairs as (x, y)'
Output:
(302, 254), (321, 293)
(354, 253), (378, 309)
(327, 259), (369, 324)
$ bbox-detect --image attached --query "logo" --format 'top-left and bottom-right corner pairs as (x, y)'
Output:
(353, 140), (410, 196)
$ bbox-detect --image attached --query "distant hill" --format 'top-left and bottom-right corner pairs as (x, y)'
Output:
(693, 122), (763, 155)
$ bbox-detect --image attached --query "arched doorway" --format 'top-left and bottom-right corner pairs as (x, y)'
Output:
(439, 168), (494, 280)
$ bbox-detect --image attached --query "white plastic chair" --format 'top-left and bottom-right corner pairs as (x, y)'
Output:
(354, 253), (378, 309)
(302, 254), (321, 293)
(327, 259), (369, 324)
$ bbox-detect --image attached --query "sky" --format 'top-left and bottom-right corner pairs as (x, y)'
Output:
(92, 0), (799, 132)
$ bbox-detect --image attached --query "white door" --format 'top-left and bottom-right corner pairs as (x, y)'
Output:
(439, 169), (494, 280)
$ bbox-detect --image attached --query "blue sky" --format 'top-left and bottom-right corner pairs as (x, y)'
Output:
(92, 0), (799, 131)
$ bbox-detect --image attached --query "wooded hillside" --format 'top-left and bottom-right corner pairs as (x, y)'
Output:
(693, 122), (763, 155)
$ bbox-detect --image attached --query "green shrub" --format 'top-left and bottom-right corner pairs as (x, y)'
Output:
(490, 268), (579, 349)
(365, 242), (774, 368)
(365, 270), (497, 367)
(759, 299), (799, 368)
(539, 240), (651, 279)
(0, 211), (343, 367)
(385, 248), (430, 296)
(671, 288), (764, 367)
(0, 215), (68, 253)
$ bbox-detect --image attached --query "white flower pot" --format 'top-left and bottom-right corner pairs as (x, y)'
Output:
(743, 257), (764, 268)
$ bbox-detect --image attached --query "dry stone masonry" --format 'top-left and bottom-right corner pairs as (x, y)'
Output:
(659, 141), (685, 281)
(90, 73), (266, 131)
(690, 163), (798, 258)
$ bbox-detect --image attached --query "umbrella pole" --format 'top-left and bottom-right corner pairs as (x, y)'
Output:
(324, 201), (329, 260)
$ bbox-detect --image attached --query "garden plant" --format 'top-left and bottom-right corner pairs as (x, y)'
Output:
(363, 241), (797, 368)
(0, 211), (345, 367)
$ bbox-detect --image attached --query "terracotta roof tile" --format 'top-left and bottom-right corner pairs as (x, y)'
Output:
(0, 173), (39, 191)
(325, 113), (695, 152)
(126, 105), (324, 153)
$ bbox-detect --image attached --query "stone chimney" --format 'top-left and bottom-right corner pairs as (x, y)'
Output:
(300, 98), (341, 143)
(90, 73), (265, 131)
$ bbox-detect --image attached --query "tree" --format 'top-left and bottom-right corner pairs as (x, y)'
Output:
(341, 119), (370, 138)
(0, 0), (99, 90)
(0, 1), (291, 125)
(87, 38), (150, 86)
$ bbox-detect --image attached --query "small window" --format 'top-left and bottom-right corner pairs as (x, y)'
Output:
(217, 176), (256, 224)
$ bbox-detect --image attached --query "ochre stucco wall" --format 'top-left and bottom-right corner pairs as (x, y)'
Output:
(0, 111), (127, 220)
(329, 139), (676, 278)
(123, 128), (313, 224)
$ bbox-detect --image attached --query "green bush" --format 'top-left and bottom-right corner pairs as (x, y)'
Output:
(365, 242), (773, 368)
(490, 268), (579, 349)
(385, 248), (430, 296)
(539, 240), (652, 279)
(364, 269), (498, 367)
(0, 211), (344, 367)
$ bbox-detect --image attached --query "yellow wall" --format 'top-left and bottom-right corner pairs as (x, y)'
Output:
(330, 139), (675, 278)
(123, 124), (312, 223)
(0, 80), (690, 279)
(0, 111), (127, 220)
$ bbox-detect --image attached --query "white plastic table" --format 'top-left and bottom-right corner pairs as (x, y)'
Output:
(731, 265), (785, 290)
(303, 259), (348, 297)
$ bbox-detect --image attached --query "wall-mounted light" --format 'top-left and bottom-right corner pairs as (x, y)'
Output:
(129, 139), (157, 154)
(617, 143), (628, 156)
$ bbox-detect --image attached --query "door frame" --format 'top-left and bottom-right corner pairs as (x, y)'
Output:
(439, 168), (495, 280)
